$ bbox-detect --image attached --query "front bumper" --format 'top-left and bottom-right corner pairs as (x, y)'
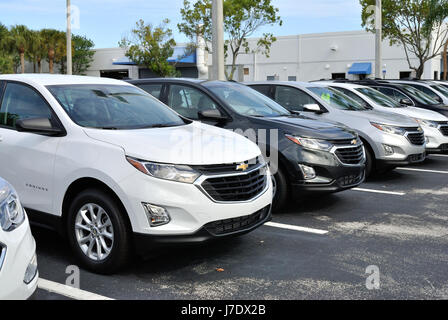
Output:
(291, 164), (365, 193)
(133, 205), (271, 255)
(119, 166), (273, 236)
(281, 143), (365, 194)
(0, 215), (39, 300)
(424, 125), (448, 154)
(377, 152), (426, 166)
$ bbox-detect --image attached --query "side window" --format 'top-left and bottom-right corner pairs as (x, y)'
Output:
(0, 82), (53, 129)
(137, 84), (163, 99)
(376, 87), (396, 101)
(332, 87), (370, 108)
(408, 84), (439, 99)
(167, 85), (217, 120)
(250, 85), (272, 97)
(274, 86), (317, 111)
(391, 89), (411, 102)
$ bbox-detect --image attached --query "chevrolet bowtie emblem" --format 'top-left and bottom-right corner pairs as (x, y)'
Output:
(236, 163), (249, 171)
(351, 139), (358, 145)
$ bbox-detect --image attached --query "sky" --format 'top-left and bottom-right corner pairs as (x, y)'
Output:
(0, 0), (363, 49)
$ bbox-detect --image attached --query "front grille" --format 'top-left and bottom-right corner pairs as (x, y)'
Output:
(329, 139), (357, 145)
(193, 157), (261, 175)
(204, 205), (270, 236)
(337, 172), (364, 187)
(201, 166), (268, 202)
(405, 127), (425, 145)
(334, 145), (364, 165)
(0, 243), (6, 271)
(439, 125), (448, 136)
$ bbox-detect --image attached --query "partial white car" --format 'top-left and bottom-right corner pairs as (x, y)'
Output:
(0, 74), (273, 274)
(327, 82), (448, 154)
(0, 177), (38, 300)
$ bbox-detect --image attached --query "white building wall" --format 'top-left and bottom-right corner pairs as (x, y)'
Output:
(86, 47), (139, 78)
(212, 30), (441, 82)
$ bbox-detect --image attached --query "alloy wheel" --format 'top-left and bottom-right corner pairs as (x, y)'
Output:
(74, 203), (114, 261)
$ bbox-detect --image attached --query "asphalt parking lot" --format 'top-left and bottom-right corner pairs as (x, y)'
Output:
(33, 154), (448, 300)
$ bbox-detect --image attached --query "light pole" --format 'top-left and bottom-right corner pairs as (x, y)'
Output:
(375, 0), (382, 79)
(212, 0), (225, 80)
(67, 0), (73, 75)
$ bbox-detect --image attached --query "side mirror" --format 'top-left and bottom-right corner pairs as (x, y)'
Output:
(16, 118), (64, 136)
(198, 109), (228, 122)
(400, 98), (413, 106)
(303, 104), (323, 113)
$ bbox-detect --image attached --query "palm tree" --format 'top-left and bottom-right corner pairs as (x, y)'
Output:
(8, 25), (30, 73)
(41, 29), (65, 74)
(26, 30), (46, 73)
(0, 23), (9, 52)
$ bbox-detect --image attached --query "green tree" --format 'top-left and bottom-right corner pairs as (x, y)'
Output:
(72, 35), (95, 75)
(424, 0), (448, 79)
(178, 0), (282, 80)
(26, 30), (47, 73)
(360, 0), (448, 79)
(119, 19), (179, 77)
(0, 23), (13, 74)
(8, 25), (31, 73)
(41, 29), (65, 74)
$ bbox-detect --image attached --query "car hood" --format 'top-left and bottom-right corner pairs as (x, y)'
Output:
(388, 106), (448, 121)
(83, 122), (261, 165)
(341, 109), (418, 127)
(251, 116), (356, 140)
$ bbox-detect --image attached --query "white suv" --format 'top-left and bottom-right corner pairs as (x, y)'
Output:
(0, 177), (38, 299)
(0, 75), (272, 274)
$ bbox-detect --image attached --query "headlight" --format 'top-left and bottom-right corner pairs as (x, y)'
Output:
(414, 118), (438, 128)
(126, 157), (201, 183)
(0, 183), (25, 232)
(370, 122), (406, 135)
(285, 134), (333, 151)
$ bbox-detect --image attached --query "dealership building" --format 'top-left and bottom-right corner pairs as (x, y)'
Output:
(86, 30), (443, 82)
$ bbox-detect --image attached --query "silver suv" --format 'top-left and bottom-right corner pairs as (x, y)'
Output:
(246, 81), (426, 177)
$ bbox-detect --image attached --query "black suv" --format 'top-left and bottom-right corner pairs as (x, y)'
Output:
(333, 79), (448, 117)
(129, 79), (366, 210)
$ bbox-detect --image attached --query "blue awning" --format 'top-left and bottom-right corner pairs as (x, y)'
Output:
(112, 57), (136, 65)
(348, 62), (372, 75)
(113, 46), (196, 66)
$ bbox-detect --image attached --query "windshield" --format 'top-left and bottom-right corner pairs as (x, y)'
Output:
(398, 84), (440, 105)
(203, 82), (290, 117)
(356, 87), (403, 108)
(430, 84), (448, 98)
(308, 86), (368, 111)
(47, 84), (187, 129)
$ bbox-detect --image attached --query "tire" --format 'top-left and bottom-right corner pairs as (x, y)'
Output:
(364, 145), (374, 179)
(272, 166), (289, 212)
(66, 188), (131, 274)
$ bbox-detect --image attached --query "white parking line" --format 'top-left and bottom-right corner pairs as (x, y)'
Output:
(38, 278), (114, 300)
(397, 167), (448, 174)
(352, 187), (405, 196)
(430, 154), (448, 158)
(265, 222), (329, 235)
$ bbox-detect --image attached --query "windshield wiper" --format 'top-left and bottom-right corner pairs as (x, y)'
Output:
(140, 123), (184, 129)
